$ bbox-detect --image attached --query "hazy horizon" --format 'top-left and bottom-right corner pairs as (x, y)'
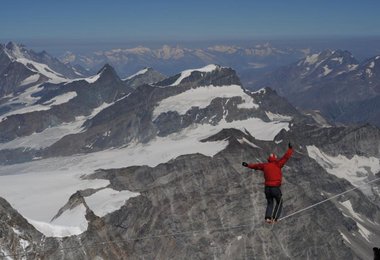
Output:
(2, 35), (380, 61)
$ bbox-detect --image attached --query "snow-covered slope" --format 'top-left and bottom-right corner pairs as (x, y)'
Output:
(0, 61), (379, 259)
(0, 64), (293, 237)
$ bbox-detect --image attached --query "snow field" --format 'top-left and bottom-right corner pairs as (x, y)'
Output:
(84, 188), (140, 217)
(20, 74), (40, 86)
(0, 112), (288, 237)
(153, 84), (258, 120)
(307, 145), (380, 195)
(170, 64), (219, 86)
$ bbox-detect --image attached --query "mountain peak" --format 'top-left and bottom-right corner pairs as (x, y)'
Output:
(5, 41), (26, 59)
(97, 63), (116, 75)
(95, 63), (121, 83)
(5, 41), (19, 50)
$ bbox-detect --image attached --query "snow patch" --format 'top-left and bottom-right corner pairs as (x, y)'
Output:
(331, 57), (343, 64)
(170, 64), (219, 86)
(124, 68), (149, 80)
(84, 74), (101, 83)
(304, 54), (320, 65)
(347, 64), (358, 71)
(356, 222), (371, 242)
(307, 146), (380, 194)
(19, 238), (30, 250)
(340, 200), (362, 220)
(43, 91), (77, 106)
(153, 85), (258, 120)
(322, 65), (332, 76)
(49, 204), (88, 237)
(85, 188), (140, 217)
(265, 112), (292, 122)
(12, 227), (22, 235)
(252, 88), (266, 95)
(238, 138), (259, 148)
(340, 232), (351, 244)
(8, 84), (42, 105)
(20, 74), (40, 86)
(63, 71), (103, 85)
(27, 216), (86, 238)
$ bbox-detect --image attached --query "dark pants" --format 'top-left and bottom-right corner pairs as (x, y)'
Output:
(264, 186), (282, 220)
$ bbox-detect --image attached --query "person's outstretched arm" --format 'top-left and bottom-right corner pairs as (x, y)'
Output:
(242, 161), (265, 170)
(277, 143), (294, 168)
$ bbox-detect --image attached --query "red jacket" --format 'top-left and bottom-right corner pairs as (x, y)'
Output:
(247, 148), (293, 187)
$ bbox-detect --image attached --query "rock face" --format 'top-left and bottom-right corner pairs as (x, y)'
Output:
(123, 67), (166, 89)
(0, 50), (379, 259)
(0, 42), (81, 97)
(0, 197), (43, 258)
(251, 50), (380, 126)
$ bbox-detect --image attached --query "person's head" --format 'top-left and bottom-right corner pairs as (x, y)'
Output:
(267, 153), (277, 162)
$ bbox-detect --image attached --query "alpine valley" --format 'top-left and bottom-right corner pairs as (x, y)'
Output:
(0, 43), (379, 259)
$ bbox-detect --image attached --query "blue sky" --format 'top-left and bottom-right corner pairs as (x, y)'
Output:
(1, 0), (379, 42)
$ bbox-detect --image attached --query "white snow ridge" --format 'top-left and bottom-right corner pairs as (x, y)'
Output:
(170, 64), (219, 86)
(124, 68), (149, 80)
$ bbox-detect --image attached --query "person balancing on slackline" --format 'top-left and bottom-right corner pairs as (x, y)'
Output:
(242, 142), (293, 224)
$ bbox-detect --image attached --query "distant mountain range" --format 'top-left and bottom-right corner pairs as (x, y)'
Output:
(251, 49), (380, 126)
(59, 43), (307, 84)
(0, 42), (379, 259)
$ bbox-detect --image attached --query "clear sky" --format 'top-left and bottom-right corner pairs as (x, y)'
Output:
(1, 0), (379, 42)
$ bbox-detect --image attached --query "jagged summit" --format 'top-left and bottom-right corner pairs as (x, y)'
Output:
(93, 63), (122, 84)
(4, 41), (27, 60)
(97, 63), (115, 74)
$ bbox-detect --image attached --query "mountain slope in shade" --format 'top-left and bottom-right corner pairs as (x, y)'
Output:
(123, 67), (166, 89)
(251, 49), (380, 126)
